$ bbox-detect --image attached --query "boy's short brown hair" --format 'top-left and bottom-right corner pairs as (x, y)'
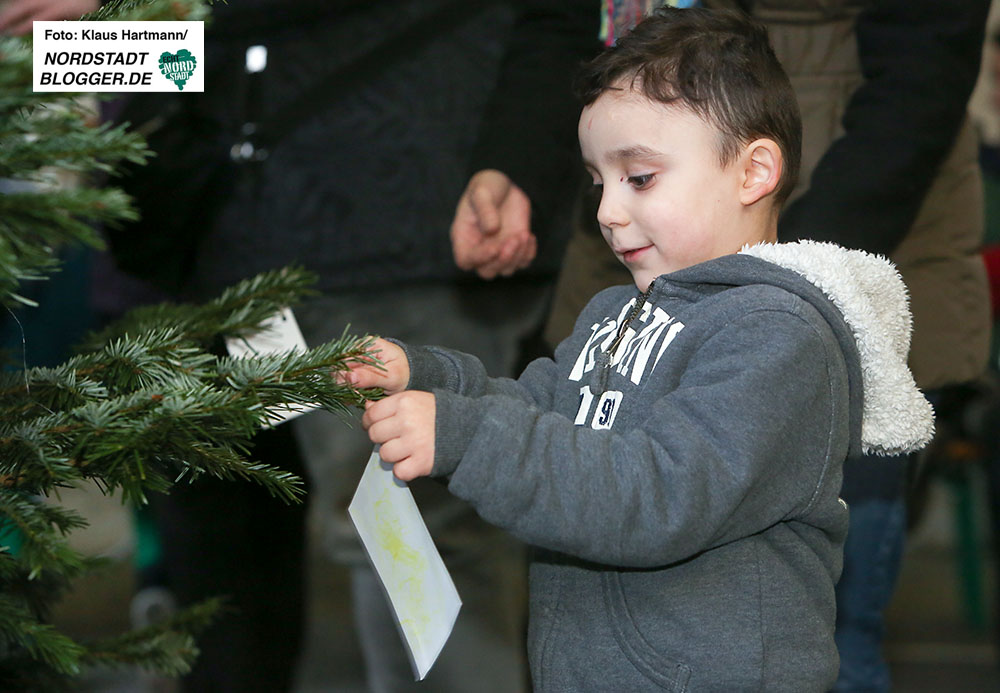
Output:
(577, 7), (802, 206)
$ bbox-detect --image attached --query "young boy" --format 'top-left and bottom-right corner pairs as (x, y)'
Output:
(346, 8), (933, 690)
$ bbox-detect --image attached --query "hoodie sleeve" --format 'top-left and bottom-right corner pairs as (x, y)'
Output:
(777, 0), (989, 255)
(431, 302), (851, 568)
(395, 340), (560, 411)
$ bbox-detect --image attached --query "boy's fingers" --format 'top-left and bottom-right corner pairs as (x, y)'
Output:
(347, 366), (383, 389)
(392, 458), (422, 483)
(378, 439), (408, 465)
(361, 400), (382, 429)
(360, 401), (374, 428)
(338, 338), (400, 389)
(336, 365), (380, 389)
(370, 336), (393, 353)
(361, 395), (396, 427)
(365, 415), (403, 446)
(376, 446), (421, 482)
(333, 368), (358, 386)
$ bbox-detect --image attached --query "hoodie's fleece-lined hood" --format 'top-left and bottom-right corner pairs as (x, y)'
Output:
(740, 240), (934, 455)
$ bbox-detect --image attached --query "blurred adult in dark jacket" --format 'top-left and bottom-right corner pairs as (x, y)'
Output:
(104, 1), (596, 691)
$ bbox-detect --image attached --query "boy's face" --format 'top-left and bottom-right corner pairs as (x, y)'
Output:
(579, 88), (770, 291)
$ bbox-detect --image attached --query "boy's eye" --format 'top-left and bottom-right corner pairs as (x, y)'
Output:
(628, 174), (654, 190)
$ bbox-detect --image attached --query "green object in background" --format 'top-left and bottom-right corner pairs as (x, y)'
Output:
(0, 245), (94, 371)
(132, 505), (162, 574)
(948, 474), (987, 631)
(0, 518), (24, 556)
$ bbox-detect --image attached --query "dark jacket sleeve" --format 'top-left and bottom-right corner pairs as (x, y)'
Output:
(467, 0), (602, 230)
(777, 0), (990, 255)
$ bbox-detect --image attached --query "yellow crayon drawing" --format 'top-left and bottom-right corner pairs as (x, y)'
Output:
(376, 490), (431, 640)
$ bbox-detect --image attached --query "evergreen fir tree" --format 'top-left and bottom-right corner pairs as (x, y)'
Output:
(0, 1), (378, 687)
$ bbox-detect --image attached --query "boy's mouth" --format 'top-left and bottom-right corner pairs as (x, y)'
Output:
(620, 245), (652, 263)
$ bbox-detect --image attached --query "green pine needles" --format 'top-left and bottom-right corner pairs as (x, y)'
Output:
(2, 267), (378, 508)
(0, 0), (380, 687)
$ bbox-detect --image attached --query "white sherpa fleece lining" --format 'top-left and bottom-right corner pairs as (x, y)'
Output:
(740, 240), (934, 456)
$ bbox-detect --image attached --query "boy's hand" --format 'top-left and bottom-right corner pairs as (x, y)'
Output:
(362, 392), (435, 482)
(451, 169), (536, 279)
(340, 337), (410, 395)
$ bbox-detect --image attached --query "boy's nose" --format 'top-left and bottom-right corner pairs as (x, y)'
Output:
(596, 187), (628, 229)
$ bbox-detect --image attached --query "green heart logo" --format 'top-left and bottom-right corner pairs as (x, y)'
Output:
(159, 49), (197, 91)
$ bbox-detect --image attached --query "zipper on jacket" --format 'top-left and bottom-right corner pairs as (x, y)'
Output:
(593, 286), (653, 393)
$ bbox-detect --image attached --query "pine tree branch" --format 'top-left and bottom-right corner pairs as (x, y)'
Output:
(217, 330), (380, 420)
(83, 597), (225, 675)
(0, 594), (86, 676)
(0, 120), (147, 179)
(80, 266), (322, 351)
(0, 38), (50, 116)
(1, 303), (379, 506)
(0, 495), (90, 582)
(0, 366), (109, 420)
(80, 327), (215, 396)
(0, 548), (102, 624)
(0, 187), (137, 307)
(0, 186), (133, 239)
(83, 0), (213, 23)
(1, 383), (317, 505)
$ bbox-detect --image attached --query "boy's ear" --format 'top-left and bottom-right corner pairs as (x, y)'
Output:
(740, 138), (783, 206)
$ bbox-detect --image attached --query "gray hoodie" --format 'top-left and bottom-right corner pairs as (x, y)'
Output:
(399, 241), (933, 692)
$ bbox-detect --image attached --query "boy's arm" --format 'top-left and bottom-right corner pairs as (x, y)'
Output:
(343, 337), (558, 405)
(357, 338), (563, 481)
(430, 308), (849, 568)
(398, 341), (560, 410)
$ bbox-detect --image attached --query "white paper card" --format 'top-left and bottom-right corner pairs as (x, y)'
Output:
(348, 448), (462, 681)
(224, 307), (315, 424)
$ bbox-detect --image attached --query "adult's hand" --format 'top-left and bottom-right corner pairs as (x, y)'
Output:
(0, 0), (98, 35)
(450, 169), (536, 279)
